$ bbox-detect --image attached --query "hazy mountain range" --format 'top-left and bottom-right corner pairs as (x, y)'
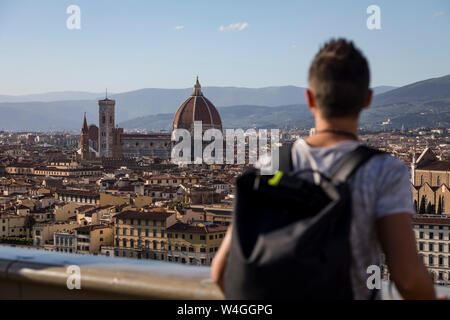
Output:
(0, 75), (448, 131)
(119, 75), (450, 131)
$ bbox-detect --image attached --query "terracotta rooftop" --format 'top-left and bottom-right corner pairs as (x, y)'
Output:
(417, 161), (450, 171)
(412, 215), (450, 225)
(167, 222), (227, 233)
(56, 189), (100, 197)
(114, 210), (174, 221)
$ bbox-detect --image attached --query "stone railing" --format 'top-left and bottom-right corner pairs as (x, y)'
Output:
(0, 245), (449, 299)
(0, 245), (222, 299)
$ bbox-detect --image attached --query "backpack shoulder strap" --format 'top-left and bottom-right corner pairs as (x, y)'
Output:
(330, 145), (384, 183)
(278, 144), (293, 173)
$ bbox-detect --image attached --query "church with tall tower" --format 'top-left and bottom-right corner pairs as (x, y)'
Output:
(98, 94), (116, 158)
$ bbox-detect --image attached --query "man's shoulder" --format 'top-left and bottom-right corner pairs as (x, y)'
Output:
(363, 148), (407, 171)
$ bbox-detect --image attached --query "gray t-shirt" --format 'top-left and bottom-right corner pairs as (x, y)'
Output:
(258, 139), (415, 299)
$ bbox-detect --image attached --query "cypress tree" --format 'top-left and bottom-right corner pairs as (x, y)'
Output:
(437, 196), (442, 215)
(426, 201), (433, 215)
(419, 195), (426, 214)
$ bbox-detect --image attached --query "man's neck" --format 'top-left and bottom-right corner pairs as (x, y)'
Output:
(305, 116), (359, 148)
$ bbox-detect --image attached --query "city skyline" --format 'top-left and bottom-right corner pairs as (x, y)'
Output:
(0, 0), (449, 95)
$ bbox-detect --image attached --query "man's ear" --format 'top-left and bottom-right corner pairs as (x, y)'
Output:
(363, 89), (373, 110)
(305, 88), (315, 110)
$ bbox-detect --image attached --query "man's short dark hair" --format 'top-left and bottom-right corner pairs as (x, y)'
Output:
(308, 38), (370, 118)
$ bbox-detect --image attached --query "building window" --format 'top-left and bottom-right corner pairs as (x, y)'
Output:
(420, 175), (424, 185)
(429, 243), (434, 251)
(429, 232), (434, 240)
(428, 255), (434, 266)
(437, 176), (441, 186)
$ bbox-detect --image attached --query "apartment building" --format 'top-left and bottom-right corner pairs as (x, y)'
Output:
(413, 215), (450, 286)
(54, 230), (76, 253)
(0, 215), (26, 237)
(113, 209), (176, 259)
(145, 175), (200, 187)
(32, 222), (78, 247)
(74, 224), (114, 255)
(55, 189), (100, 205)
(166, 222), (227, 265)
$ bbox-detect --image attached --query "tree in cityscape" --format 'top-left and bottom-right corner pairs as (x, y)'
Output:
(437, 196), (443, 215)
(24, 214), (36, 238)
(419, 195), (426, 214)
(425, 201), (435, 215)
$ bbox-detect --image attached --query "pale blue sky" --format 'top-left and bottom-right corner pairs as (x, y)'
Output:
(0, 0), (449, 95)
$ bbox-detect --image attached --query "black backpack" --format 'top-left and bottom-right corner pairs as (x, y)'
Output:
(224, 145), (383, 300)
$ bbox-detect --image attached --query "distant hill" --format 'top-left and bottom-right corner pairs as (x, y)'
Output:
(0, 77), (446, 131)
(0, 100), (99, 131)
(364, 74), (450, 129)
(372, 75), (450, 107)
(0, 86), (309, 129)
(119, 104), (314, 131)
(0, 91), (107, 103)
(372, 86), (397, 95)
(119, 75), (450, 131)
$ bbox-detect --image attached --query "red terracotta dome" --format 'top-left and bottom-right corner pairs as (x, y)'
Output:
(173, 77), (222, 132)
